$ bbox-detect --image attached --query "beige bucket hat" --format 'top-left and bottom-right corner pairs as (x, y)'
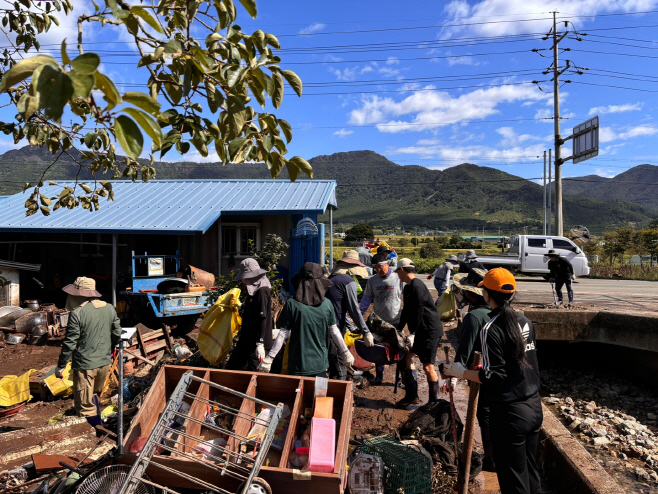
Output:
(62, 277), (102, 298)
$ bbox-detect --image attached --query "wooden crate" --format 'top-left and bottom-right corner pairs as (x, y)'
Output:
(119, 365), (353, 494)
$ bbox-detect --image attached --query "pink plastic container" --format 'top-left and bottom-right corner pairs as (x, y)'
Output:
(308, 417), (336, 473)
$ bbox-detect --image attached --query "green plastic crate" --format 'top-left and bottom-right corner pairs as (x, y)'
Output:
(359, 435), (432, 494)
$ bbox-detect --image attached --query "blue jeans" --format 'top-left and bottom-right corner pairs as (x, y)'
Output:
(434, 279), (447, 305)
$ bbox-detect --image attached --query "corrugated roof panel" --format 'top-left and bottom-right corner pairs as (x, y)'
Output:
(0, 179), (337, 235)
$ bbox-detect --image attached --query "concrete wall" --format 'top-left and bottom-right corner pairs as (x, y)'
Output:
(524, 309), (658, 353)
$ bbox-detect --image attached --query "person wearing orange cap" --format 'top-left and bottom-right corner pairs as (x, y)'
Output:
(442, 268), (542, 494)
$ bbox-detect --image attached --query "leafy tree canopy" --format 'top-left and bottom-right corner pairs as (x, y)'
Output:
(0, 0), (310, 216)
(345, 223), (373, 242)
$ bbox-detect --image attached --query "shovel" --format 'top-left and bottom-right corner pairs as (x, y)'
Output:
(458, 352), (482, 494)
(443, 346), (459, 470)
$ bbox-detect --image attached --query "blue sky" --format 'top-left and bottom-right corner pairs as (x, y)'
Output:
(2, 0), (658, 182)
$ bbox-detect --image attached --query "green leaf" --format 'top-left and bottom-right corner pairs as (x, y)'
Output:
(272, 72), (284, 109)
(17, 93), (40, 119)
(251, 29), (265, 49)
(114, 115), (143, 160)
(226, 66), (244, 88)
(69, 71), (95, 98)
(33, 65), (73, 121)
(227, 111), (245, 140)
(94, 71), (122, 109)
(61, 39), (71, 65)
(183, 62), (192, 97)
(122, 107), (164, 148)
(71, 53), (100, 76)
(207, 82), (223, 113)
(80, 183), (92, 193)
(286, 162), (299, 182)
(164, 82), (182, 105)
(279, 119), (293, 143)
(282, 70), (303, 97)
(131, 6), (164, 33)
(238, 0), (257, 18)
(84, 131), (97, 148)
(0, 55), (58, 92)
(268, 152), (285, 179)
(261, 135), (273, 152)
(265, 33), (280, 49)
(164, 39), (185, 56)
(122, 91), (161, 114)
(289, 156), (313, 179)
(228, 137), (248, 160)
(124, 14), (139, 35)
(190, 137), (208, 157)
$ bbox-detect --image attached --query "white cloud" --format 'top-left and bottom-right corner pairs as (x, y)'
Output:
(329, 67), (358, 81)
(589, 103), (643, 116)
(378, 67), (400, 77)
(360, 65), (375, 74)
(447, 55), (480, 66)
(386, 57), (400, 65)
(333, 129), (354, 137)
(299, 22), (326, 35)
(441, 0), (658, 38)
(600, 125), (658, 143)
(592, 168), (618, 178)
(160, 148), (220, 163)
(348, 83), (550, 132)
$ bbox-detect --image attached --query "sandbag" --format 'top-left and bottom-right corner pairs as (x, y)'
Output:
(0, 368), (36, 406)
(44, 362), (73, 397)
(437, 287), (456, 321)
(197, 289), (241, 365)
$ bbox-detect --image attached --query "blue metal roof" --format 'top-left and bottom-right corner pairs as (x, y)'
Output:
(0, 180), (337, 235)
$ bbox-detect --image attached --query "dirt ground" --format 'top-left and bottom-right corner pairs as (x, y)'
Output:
(0, 339), (62, 377)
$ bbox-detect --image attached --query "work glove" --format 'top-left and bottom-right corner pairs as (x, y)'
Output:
(427, 275), (432, 280)
(258, 356), (273, 373)
(443, 361), (467, 379)
(363, 332), (374, 348)
(406, 334), (415, 349)
(443, 377), (458, 392)
(255, 343), (265, 362)
(343, 350), (355, 367)
(55, 367), (65, 379)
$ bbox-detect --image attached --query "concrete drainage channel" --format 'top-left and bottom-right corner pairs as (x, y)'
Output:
(527, 309), (658, 493)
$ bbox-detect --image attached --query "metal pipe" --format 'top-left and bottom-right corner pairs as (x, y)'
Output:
(329, 207), (334, 269)
(548, 149), (552, 235)
(112, 234), (117, 307)
(117, 337), (124, 455)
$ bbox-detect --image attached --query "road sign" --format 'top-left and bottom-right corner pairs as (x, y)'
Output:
(572, 116), (599, 164)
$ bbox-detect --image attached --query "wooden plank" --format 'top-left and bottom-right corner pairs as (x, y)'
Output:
(226, 375), (257, 454)
(140, 329), (164, 341)
(162, 324), (174, 353)
(279, 379), (304, 468)
(123, 366), (166, 451)
(143, 339), (167, 355)
(117, 455), (341, 493)
(334, 381), (353, 477)
(178, 370), (210, 455)
(135, 324), (148, 358)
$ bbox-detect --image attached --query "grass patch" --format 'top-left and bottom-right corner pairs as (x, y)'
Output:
(589, 263), (658, 281)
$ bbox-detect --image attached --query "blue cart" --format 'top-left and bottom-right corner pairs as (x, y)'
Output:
(119, 251), (210, 334)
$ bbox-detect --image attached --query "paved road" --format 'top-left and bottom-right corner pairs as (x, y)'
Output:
(422, 277), (658, 313)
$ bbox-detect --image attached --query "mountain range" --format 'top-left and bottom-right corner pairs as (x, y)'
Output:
(0, 146), (656, 233)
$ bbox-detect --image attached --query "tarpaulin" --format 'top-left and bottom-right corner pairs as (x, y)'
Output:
(44, 362), (74, 397)
(0, 368), (36, 406)
(197, 288), (242, 365)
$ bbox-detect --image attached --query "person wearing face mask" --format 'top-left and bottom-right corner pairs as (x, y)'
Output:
(442, 268), (542, 494)
(226, 258), (273, 371)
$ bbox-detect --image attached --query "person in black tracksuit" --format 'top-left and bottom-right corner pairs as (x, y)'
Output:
(226, 259), (273, 371)
(444, 268), (542, 494)
(394, 258), (444, 408)
(547, 249), (574, 305)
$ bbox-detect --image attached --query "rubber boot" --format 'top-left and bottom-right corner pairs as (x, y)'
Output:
(396, 370), (420, 408)
(428, 380), (440, 403)
(85, 395), (102, 428)
(481, 426), (496, 472)
(568, 290), (574, 306)
(368, 365), (385, 385)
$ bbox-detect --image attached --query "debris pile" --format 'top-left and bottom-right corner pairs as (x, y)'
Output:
(542, 368), (658, 486)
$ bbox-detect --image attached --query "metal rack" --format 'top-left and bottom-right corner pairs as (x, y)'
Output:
(118, 371), (283, 494)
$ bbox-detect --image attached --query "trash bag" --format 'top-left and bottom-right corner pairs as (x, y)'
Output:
(0, 368), (36, 406)
(366, 313), (405, 349)
(344, 331), (363, 347)
(44, 362), (74, 397)
(398, 399), (481, 481)
(437, 287), (456, 321)
(197, 288), (241, 365)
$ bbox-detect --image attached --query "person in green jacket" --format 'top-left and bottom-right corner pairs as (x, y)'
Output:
(451, 268), (496, 471)
(55, 277), (122, 426)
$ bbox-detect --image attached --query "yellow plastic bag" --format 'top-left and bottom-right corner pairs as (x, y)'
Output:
(197, 288), (242, 365)
(437, 287), (456, 321)
(0, 368), (36, 407)
(344, 332), (363, 348)
(44, 362), (74, 397)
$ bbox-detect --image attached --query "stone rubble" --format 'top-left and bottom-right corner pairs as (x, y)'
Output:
(541, 368), (658, 488)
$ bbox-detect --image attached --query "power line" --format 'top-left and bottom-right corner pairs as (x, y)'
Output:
(571, 81), (658, 93)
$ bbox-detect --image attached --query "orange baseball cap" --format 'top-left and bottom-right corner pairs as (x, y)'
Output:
(478, 267), (516, 294)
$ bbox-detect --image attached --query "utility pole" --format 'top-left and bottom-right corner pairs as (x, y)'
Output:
(543, 150), (547, 235)
(550, 11), (569, 237)
(548, 149), (552, 235)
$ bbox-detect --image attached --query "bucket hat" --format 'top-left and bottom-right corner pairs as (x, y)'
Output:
(546, 249), (561, 258)
(465, 250), (478, 260)
(332, 250), (369, 278)
(453, 268), (487, 296)
(62, 277), (102, 298)
(338, 250), (365, 267)
(234, 258), (268, 281)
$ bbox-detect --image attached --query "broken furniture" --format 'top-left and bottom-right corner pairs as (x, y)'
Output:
(119, 252), (211, 335)
(119, 370), (280, 494)
(121, 366), (353, 493)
